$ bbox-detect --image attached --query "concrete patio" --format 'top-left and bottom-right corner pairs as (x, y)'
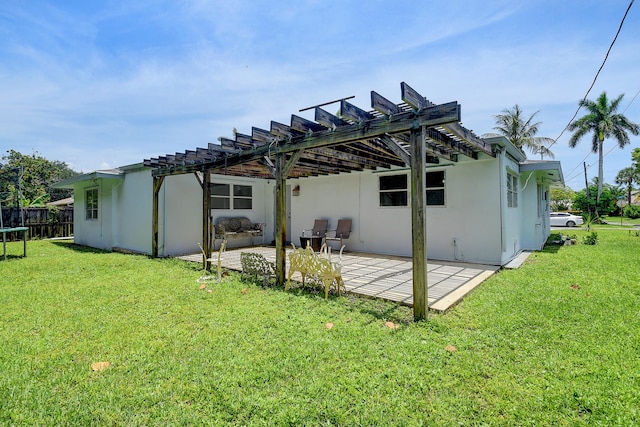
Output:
(179, 246), (500, 313)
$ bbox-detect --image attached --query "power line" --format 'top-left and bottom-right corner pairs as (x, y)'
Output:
(563, 150), (594, 179)
(550, 0), (635, 149)
(622, 88), (640, 113)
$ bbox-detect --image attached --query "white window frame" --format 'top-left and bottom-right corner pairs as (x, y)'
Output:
(426, 170), (445, 206)
(85, 188), (98, 220)
(211, 183), (253, 210)
(507, 173), (518, 208)
(233, 184), (253, 210)
(379, 174), (408, 207)
(211, 183), (231, 209)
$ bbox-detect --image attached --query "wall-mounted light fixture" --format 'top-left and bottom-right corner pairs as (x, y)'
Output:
(292, 185), (300, 196)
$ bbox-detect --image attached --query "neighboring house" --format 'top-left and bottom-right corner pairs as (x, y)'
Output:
(47, 197), (74, 207)
(54, 134), (563, 266)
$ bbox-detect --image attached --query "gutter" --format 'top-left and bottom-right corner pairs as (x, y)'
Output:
(497, 146), (506, 253)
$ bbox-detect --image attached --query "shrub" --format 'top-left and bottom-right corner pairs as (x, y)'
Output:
(623, 204), (640, 219)
(550, 202), (570, 212)
(572, 185), (615, 216)
(582, 232), (598, 245)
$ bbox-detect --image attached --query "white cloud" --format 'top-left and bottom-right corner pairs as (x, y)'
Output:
(1, 0), (638, 187)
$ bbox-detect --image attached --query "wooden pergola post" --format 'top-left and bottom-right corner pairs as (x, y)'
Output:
(202, 170), (211, 271)
(274, 153), (287, 284)
(151, 176), (165, 258)
(410, 126), (428, 320)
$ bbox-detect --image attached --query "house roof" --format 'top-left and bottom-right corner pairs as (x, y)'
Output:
(142, 82), (496, 179)
(520, 160), (564, 186)
(52, 168), (125, 189)
(47, 197), (74, 206)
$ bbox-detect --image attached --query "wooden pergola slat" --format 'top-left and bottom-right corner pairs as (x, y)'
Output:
(315, 107), (349, 129)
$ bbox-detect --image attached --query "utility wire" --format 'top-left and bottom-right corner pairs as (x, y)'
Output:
(550, 0), (635, 149)
(622, 88), (640, 113)
(564, 150), (595, 179)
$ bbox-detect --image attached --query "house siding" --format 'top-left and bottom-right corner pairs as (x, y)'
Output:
(207, 176), (274, 250)
(64, 141), (559, 266)
(113, 169), (152, 254)
(73, 179), (118, 250)
(290, 157), (506, 265)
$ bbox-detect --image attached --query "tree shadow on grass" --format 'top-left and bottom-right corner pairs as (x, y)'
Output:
(50, 240), (111, 253)
(349, 296), (414, 324)
(0, 254), (25, 261)
(283, 280), (413, 324)
(50, 240), (153, 257)
(540, 233), (569, 254)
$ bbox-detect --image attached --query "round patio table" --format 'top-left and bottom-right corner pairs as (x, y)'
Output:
(299, 235), (323, 252)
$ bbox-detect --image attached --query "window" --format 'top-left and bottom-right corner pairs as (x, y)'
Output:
(233, 185), (252, 210)
(379, 174), (408, 206)
(507, 173), (518, 208)
(537, 184), (545, 217)
(426, 171), (445, 206)
(85, 188), (98, 220)
(211, 183), (253, 210)
(211, 183), (230, 209)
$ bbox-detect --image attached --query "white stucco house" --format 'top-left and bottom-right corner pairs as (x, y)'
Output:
(55, 84), (566, 275)
(54, 134), (563, 266)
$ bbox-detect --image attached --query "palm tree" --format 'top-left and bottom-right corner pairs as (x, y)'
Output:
(615, 166), (640, 205)
(489, 105), (555, 157)
(531, 143), (555, 160)
(568, 91), (640, 203)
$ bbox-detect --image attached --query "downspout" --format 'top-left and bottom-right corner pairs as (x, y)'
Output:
(496, 146), (506, 254)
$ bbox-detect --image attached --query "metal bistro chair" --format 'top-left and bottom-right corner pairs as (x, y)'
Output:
(325, 219), (352, 250)
(300, 219), (328, 252)
(198, 240), (227, 282)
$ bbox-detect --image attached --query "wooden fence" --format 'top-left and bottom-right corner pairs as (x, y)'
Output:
(1, 207), (74, 240)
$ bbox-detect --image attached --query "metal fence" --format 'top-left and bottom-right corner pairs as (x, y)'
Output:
(1, 207), (74, 240)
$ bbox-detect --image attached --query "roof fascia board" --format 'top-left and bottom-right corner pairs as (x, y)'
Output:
(520, 160), (565, 185)
(52, 170), (125, 189)
(485, 135), (527, 162)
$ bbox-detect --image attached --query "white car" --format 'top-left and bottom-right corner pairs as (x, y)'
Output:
(550, 212), (584, 227)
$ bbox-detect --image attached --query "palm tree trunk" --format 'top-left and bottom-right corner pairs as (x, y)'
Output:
(597, 138), (604, 203)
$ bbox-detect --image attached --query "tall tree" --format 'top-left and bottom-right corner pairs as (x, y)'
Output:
(0, 150), (78, 206)
(572, 184), (616, 217)
(568, 91), (640, 203)
(633, 147), (640, 172)
(531, 143), (555, 160)
(490, 104), (555, 156)
(615, 167), (639, 205)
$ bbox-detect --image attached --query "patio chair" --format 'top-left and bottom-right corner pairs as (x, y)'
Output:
(325, 219), (352, 249)
(300, 219), (328, 252)
(301, 219), (328, 237)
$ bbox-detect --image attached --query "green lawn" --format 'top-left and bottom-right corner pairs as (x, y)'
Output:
(1, 231), (639, 426)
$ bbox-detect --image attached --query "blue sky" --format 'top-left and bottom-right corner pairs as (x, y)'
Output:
(1, 1), (639, 189)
